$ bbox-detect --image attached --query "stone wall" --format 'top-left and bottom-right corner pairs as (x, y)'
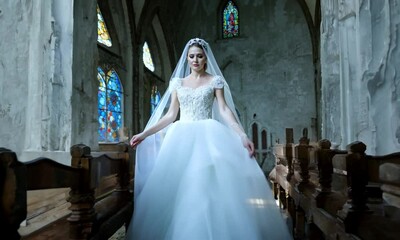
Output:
(321, 0), (400, 154)
(70, 0), (98, 157)
(8, 0), (399, 166)
(0, 0), (134, 164)
(167, 0), (316, 145)
(0, 1), (76, 164)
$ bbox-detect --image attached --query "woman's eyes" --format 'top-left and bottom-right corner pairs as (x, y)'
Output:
(189, 55), (204, 58)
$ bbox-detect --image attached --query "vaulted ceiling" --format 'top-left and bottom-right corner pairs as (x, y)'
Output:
(132, 0), (319, 31)
(127, 0), (321, 80)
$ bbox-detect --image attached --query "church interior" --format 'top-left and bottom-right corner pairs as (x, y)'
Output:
(1, 0), (400, 239)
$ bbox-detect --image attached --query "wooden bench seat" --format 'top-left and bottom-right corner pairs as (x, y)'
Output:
(1, 143), (134, 240)
(269, 128), (400, 239)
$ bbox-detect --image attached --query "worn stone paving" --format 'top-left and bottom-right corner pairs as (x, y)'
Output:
(109, 226), (125, 240)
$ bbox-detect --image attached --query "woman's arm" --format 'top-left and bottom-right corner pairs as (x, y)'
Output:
(215, 88), (255, 157)
(130, 90), (180, 148)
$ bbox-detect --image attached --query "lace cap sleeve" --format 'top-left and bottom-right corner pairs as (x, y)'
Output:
(169, 78), (181, 91)
(212, 76), (224, 89)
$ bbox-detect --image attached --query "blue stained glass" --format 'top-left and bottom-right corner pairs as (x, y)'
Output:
(98, 71), (107, 110)
(107, 89), (121, 112)
(223, 1), (239, 38)
(97, 67), (123, 143)
(98, 109), (107, 141)
(107, 70), (122, 91)
(98, 88), (106, 110)
(98, 67), (106, 79)
(150, 85), (161, 115)
(107, 111), (122, 142)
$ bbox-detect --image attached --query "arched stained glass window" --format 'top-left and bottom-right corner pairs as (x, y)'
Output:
(97, 5), (112, 47)
(150, 85), (161, 115)
(261, 130), (267, 149)
(143, 42), (155, 72)
(252, 122), (259, 150)
(98, 67), (123, 142)
(223, 1), (239, 38)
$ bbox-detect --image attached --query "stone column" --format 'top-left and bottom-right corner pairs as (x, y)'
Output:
(19, 0), (74, 165)
(71, 0), (98, 150)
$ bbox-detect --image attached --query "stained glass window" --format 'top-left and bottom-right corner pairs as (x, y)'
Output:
(150, 85), (161, 115)
(261, 130), (267, 149)
(98, 67), (123, 142)
(252, 123), (259, 149)
(223, 1), (239, 38)
(97, 5), (112, 47)
(143, 42), (155, 72)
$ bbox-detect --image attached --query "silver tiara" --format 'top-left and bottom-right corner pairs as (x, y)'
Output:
(188, 38), (208, 50)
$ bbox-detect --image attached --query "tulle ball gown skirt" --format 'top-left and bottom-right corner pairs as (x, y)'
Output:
(126, 119), (291, 240)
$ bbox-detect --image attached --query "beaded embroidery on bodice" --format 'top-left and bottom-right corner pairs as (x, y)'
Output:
(171, 76), (224, 121)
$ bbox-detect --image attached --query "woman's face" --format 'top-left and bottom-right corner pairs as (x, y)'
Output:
(187, 46), (206, 72)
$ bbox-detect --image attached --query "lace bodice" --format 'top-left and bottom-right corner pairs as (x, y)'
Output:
(170, 76), (224, 121)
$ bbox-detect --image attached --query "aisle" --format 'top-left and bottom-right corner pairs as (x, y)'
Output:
(109, 226), (125, 240)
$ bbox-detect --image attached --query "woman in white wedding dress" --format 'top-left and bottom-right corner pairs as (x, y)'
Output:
(126, 38), (291, 240)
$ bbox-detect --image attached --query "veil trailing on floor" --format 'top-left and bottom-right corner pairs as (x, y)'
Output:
(134, 38), (243, 199)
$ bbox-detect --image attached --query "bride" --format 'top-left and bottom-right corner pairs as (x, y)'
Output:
(127, 38), (291, 240)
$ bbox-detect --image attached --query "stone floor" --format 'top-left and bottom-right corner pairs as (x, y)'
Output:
(109, 226), (125, 240)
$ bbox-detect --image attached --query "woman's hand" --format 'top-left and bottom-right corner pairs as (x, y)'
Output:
(130, 132), (147, 148)
(241, 135), (255, 157)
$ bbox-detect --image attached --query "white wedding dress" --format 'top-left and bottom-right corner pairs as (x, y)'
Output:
(126, 76), (291, 240)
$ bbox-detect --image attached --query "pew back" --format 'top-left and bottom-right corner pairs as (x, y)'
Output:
(0, 143), (133, 240)
(269, 132), (400, 240)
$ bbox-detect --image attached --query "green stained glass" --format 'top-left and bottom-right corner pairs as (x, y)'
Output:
(97, 5), (112, 47)
(143, 42), (155, 72)
(223, 1), (239, 38)
(97, 67), (123, 142)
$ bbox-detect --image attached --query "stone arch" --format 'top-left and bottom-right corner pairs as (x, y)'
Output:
(97, 1), (121, 54)
(136, 4), (175, 128)
(96, 1), (135, 143)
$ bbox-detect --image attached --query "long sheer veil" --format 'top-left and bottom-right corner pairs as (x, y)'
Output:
(134, 38), (243, 199)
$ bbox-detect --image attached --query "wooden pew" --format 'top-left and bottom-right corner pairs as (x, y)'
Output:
(0, 143), (134, 240)
(380, 163), (400, 209)
(269, 129), (345, 239)
(332, 143), (400, 239)
(1, 148), (30, 239)
(269, 128), (400, 239)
